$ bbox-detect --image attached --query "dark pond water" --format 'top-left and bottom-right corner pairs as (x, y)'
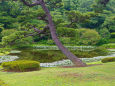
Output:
(8, 48), (113, 63)
(9, 49), (67, 63)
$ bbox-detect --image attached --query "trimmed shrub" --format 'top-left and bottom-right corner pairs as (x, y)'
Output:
(77, 29), (101, 45)
(1, 60), (40, 72)
(0, 80), (8, 86)
(101, 57), (115, 63)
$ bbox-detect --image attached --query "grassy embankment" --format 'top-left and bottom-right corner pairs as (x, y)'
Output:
(0, 62), (115, 86)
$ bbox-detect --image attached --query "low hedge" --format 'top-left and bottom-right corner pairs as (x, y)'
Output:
(101, 57), (115, 63)
(1, 60), (40, 72)
(0, 80), (8, 86)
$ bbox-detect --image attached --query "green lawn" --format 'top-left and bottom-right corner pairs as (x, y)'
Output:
(0, 62), (115, 86)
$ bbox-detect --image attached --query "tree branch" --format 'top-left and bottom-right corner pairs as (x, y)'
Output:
(38, 16), (48, 23)
(33, 25), (49, 35)
(21, 0), (42, 7)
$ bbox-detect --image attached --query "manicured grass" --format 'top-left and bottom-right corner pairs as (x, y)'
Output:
(0, 62), (115, 86)
(87, 61), (102, 65)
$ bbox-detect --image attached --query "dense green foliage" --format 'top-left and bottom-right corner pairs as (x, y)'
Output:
(0, 1), (114, 85)
(101, 57), (115, 63)
(102, 43), (115, 48)
(1, 60), (40, 72)
(0, 0), (114, 48)
(77, 29), (101, 45)
(2, 31), (33, 47)
(111, 32), (115, 38)
(0, 48), (10, 56)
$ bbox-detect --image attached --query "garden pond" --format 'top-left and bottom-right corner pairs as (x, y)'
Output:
(0, 48), (115, 67)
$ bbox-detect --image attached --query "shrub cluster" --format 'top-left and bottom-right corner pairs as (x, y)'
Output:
(0, 48), (10, 56)
(101, 57), (115, 63)
(47, 40), (55, 45)
(1, 60), (40, 72)
(0, 79), (8, 86)
(102, 43), (115, 48)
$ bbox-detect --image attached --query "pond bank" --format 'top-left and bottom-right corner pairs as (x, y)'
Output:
(1, 52), (115, 67)
(40, 53), (115, 67)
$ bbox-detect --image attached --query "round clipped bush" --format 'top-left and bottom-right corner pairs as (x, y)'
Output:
(101, 57), (115, 63)
(0, 80), (8, 86)
(1, 60), (40, 72)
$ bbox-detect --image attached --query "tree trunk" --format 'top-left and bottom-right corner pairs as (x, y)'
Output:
(41, 0), (87, 67)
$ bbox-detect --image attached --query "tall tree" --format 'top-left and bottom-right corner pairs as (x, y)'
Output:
(20, 0), (86, 67)
(93, 0), (110, 13)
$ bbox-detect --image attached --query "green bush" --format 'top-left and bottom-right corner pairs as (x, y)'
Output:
(96, 38), (109, 45)
(0, 80), (8, 86)
(57, 27), (76, 37)
(109, 38), (115, 43)
(0, 48), (10, 55)
(60, 37), (71, 44)
(2, 31), (33, 47)
(111, 32), (115, 38)
(0, 42), (3, 48)
(102, 43), (115, 48)
(47, 39), (55, 45)
(1, 29), (17, 36)
(1, 60), (40, 72)
(101, 57), (115, 63)
(92, 47), (109, 56)
(77, 29), (101, 45)
(99, 28), (111, 39)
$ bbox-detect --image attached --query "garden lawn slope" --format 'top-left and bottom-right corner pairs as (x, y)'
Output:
(0, 62), (115, 86)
